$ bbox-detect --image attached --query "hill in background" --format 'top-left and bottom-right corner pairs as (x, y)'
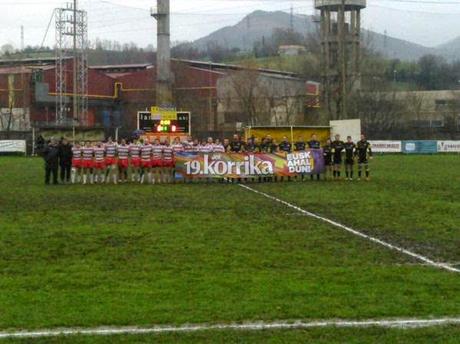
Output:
(191, 10), (457, 62)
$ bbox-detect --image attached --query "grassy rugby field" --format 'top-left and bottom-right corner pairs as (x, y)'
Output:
(0, 155), (458, 342)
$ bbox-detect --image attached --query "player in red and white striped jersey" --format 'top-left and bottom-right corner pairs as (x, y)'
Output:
(183, 136), (194, 152)
(199, 137), (214, 153)
(117, 139), (130, 183)
(151, 138), (164, 184)
(93, 142), (106, 183)
(129, 140), (142, 182)
(162, 139), (175, 183)
(212, 139), (226, 153)
(81, 142), (94, 184)
(71, 142), (83, 184)
(140, 139), (153, 184)
(104, 138), (118, 184)
(171, 137), (184, 153)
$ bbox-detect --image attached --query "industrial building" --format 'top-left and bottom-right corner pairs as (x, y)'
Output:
(0, 57), (320, 139)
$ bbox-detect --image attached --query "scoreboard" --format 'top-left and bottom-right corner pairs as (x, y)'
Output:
(137, 110), (191, 135)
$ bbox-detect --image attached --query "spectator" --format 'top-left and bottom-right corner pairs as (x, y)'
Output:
(58, 138), (73, 184)
(43, 138), (60, 185)
(35, 134), (45, 156)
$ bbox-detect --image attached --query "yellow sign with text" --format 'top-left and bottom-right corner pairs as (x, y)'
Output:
(150, 107), (177, 120)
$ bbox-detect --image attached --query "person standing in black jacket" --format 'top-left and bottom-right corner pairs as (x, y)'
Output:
(43, 139), (60, 185)
(58, 138), (73, 184)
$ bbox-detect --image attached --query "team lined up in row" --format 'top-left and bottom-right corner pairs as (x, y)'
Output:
(68, 133), (373, 184)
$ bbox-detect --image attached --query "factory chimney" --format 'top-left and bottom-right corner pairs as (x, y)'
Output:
(152, 0), (173, 107)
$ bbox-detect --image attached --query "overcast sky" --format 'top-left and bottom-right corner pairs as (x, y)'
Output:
(2, 0), (460, 50)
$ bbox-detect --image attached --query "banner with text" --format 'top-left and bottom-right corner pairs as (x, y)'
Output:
(368, 141), (402, 153)
(0, 140), (26, 154)
(175, 150), (325, 179)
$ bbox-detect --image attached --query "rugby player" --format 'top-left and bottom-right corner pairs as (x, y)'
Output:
(140, 139), (153, 184)
(162, 139), (175, 183)
(104, 137), (118, 184)
(323, 139), (333, 180)
(223, 138), (231, 152)
(71, 142), (83, 184)
(356, 134), (373, 181)
(81, 141), (94, 184)
(129, 139), (142, 182)
(151, 138), (164, 184)
(117, 139), (130, 183)
(200, 137), (214, 153)
(213, 138), (226, 153)
(308, 134), (321, 181)
(93, 142), (106, 184)
(331, 134), (345, 180)
(344, 136), (356, 181)
(279, 136), (292, 153)
(183, 136), (194, 152)
(294, 137), (306, 151)
(245, 138), (260, 153)
(171, 137), (185, 153)
(229, 134), (244, 153)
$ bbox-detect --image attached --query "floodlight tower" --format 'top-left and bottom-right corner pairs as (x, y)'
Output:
(151, 0), (173, 107)
(315, 0), (366, 119)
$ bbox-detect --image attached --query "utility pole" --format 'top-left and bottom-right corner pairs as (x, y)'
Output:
(290, 5), (294, 32)
(20, 25), (24, 51)
(73, 0), (78, 124)
(340, 0), (347, 119)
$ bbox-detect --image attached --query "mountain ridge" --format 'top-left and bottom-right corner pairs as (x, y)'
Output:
(189, 10), (458, 62)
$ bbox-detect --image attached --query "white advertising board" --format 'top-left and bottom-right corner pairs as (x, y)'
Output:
(437, 141), (460, 153)
(369, 141), (402, 153)
(0, 140), (26, 154)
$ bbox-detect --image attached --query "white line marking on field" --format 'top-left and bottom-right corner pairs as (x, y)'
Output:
(1, 318), (459, 339)
(239, 184), (460, 274)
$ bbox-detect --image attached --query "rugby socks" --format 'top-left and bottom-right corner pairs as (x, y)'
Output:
(71, 169), (76, 184)
(333, 171), (337, 178)
(345, 171), (349, 178)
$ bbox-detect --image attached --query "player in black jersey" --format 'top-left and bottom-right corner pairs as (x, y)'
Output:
(278, 136), (292, 153)
(245, 137), (260, 153)
(331, 134), (345, 179)
(294, 137), (306, 151)
(323, 139), (333, 180)
(308, 134), (321, 181)
(356, 134), (373, 181)
(344, 136), (356, 181)
(229, 134), (244, 153)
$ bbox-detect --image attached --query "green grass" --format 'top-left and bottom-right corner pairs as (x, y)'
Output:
(0, 156), (458, 342)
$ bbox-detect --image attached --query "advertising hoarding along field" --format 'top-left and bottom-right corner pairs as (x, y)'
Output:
(437, 141), (460, 153)
(368, 141), (402, 153)
(0, 140), (26, 154)
(175, 150), (325, 179)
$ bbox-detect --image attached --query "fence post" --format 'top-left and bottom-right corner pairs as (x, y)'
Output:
(32, 127), (35, 157)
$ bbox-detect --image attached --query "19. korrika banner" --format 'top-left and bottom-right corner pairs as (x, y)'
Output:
(175, 150), (325, 179)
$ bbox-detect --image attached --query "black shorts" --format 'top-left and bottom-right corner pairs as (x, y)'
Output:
(358, 159), (369, 165)
(333, 157), (342, 165)
(325, 160), (333, 166)
(345, 158), (354, 165)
